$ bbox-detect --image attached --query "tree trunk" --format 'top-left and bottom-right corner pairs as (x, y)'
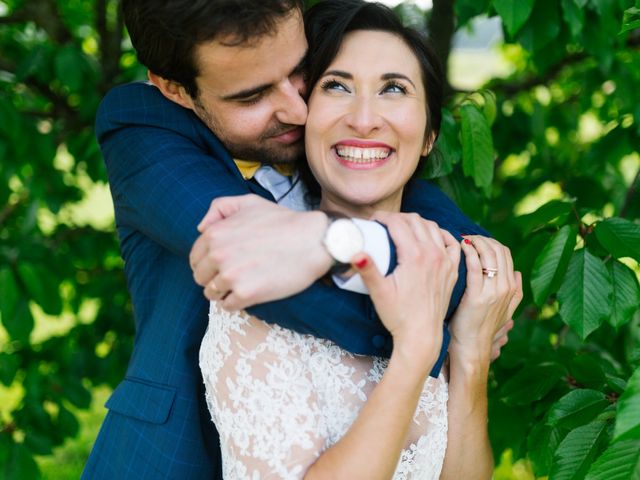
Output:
(427, 0), (455, 97)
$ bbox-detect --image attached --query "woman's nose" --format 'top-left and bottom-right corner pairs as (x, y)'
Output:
(345, 96), (384, 136)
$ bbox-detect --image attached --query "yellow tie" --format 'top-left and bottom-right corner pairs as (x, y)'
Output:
(234, 159), (296, 179)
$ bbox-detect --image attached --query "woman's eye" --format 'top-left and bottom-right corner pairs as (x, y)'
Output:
(382, 82), (407, 94)
(320, 79), (350, 93)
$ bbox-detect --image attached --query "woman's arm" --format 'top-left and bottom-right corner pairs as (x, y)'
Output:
(305, 215), (461, 479)
(440, 236), (523, 480)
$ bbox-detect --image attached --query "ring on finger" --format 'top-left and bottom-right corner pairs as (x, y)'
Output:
(482, 267), (498, 278)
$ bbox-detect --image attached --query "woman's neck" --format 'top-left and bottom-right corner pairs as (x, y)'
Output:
(319, 192), (403, 219)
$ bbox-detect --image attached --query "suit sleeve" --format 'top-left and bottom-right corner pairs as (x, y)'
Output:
(97, 82), (393, 358)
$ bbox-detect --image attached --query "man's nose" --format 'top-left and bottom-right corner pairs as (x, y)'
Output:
(274, 75), (308, 126)
(345, 96), (384, 137)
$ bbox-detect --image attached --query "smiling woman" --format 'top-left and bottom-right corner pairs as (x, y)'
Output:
(305, 30), (431, 216)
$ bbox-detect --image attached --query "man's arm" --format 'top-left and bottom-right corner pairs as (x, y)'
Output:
(98, 82), (393, 357)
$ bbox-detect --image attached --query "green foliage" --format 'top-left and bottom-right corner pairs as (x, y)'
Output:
(0, 0), (638, 479)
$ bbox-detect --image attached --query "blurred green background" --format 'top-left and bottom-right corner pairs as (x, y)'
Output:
(1, 0), (639, 478)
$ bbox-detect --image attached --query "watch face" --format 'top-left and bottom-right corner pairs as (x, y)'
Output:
(325, 218), (365, 263)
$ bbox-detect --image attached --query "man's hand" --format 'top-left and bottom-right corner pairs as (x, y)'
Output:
(189, 194), (332, 310)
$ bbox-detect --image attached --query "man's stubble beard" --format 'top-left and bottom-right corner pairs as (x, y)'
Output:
(193, 100), (304, 165)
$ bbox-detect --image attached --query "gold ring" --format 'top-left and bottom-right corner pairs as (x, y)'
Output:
(482, 268), (498, 278)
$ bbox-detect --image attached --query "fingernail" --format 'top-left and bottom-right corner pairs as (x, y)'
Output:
(355, 258), (368, 269)
(463, 239), (472, 245)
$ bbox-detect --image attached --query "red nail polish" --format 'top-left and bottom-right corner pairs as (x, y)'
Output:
(355, 258), (368, 269)
(464, 239), (472, 245)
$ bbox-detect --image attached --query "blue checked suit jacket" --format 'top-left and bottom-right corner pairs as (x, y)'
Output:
(82, 82), (488, 479)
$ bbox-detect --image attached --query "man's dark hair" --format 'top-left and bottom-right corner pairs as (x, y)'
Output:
(122, 0), (304, 98)
(298, 0), (445, 202)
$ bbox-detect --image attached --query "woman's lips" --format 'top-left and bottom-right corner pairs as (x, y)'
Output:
(333, 140), (393, 169)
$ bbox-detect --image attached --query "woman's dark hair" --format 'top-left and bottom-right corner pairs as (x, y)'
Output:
(299, 0), (445, 203)
(122, 0), (303, 98)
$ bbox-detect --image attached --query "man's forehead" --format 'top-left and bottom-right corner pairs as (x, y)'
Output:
(194, 15), (307, 97)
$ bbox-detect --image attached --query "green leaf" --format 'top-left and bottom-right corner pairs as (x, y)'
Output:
(23, 432), (53, 456)
(515, 199), (574, 234)
(2, 297), (33, 344)
(569, 355), (606, 389)
(54, 46), (84, 92)
(614, 366), (640, 441)
(455, 0), (492, 26)
(516, 0), (562, 52)
(499, 363), (566, 406)
(550, 419), (611, 480)
(546, 389), (609, 429)
(558, 249), (612, 339)
(0, 267), (19, 326)
(460, 103), (494, 189)
(16, 263), (63, 316)
(0, 352), (19, 386)
(531, 225), (577, 306)
(561, 0), (586, 37)
(585, 438), (640, 480)
(493, 0), (535, 36)
(480, 90), (497, 126)
(594, 218), (640, 262)
(528, 422), (564, 476)
(606, 374), (628, 395)
(607, 260), (640, 329)
(0, 441), (41, 480)
(56, 404), (80, 438)
(63, 379), (92, 409)
(621, 7), (640, 34)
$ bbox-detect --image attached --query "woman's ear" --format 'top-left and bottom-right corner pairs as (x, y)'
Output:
(147, 71), (195, 111)
(421, 131), (437, 156)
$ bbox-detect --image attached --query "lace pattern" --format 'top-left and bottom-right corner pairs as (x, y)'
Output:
(200, 302), (448, 479)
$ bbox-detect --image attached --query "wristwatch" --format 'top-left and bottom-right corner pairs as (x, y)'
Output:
(322, 213), (365, 274)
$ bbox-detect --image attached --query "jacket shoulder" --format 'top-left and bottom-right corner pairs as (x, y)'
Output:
(96, 82), (201, 139)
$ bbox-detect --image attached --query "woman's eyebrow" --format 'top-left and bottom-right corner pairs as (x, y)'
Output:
(322, 70), (417, 89)
(322, 70), (352, 79)
(381, 72), (416, 88)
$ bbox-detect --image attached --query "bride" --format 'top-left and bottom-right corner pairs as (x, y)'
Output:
(200, 1), (522, 478)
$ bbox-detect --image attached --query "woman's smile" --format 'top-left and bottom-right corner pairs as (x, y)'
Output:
(333, 140), (394, 169)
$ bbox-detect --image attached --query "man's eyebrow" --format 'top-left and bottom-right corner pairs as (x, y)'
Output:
(381, 72), (416, 88)
(222, 55), (307, 102)
(222, 83), (272, 101)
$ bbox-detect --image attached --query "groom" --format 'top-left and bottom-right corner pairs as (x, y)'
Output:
(83, 0), (493, 478)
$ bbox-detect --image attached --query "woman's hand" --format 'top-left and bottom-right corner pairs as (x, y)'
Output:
(353, 213), (460, 367)
(449, 235), (523, 365)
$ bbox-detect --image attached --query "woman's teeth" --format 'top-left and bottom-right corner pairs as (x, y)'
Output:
(335, 146), (391, 162)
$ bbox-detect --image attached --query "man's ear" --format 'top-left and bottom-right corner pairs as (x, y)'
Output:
(147, 71), (195, 111)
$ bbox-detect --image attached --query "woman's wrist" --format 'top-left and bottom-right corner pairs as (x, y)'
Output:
(390, 333), (440, 378)
(448, 342), (491, 377)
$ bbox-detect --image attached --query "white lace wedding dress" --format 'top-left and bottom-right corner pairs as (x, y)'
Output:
(200, 301), (449, 479)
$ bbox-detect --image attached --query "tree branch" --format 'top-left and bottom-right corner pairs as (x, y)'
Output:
(96, 0), (125, 93)
(454, 35), (640, 97)
(3, 0), (72, 43)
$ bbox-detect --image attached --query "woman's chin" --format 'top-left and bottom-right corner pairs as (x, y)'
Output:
(333, 190), (401, 214)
